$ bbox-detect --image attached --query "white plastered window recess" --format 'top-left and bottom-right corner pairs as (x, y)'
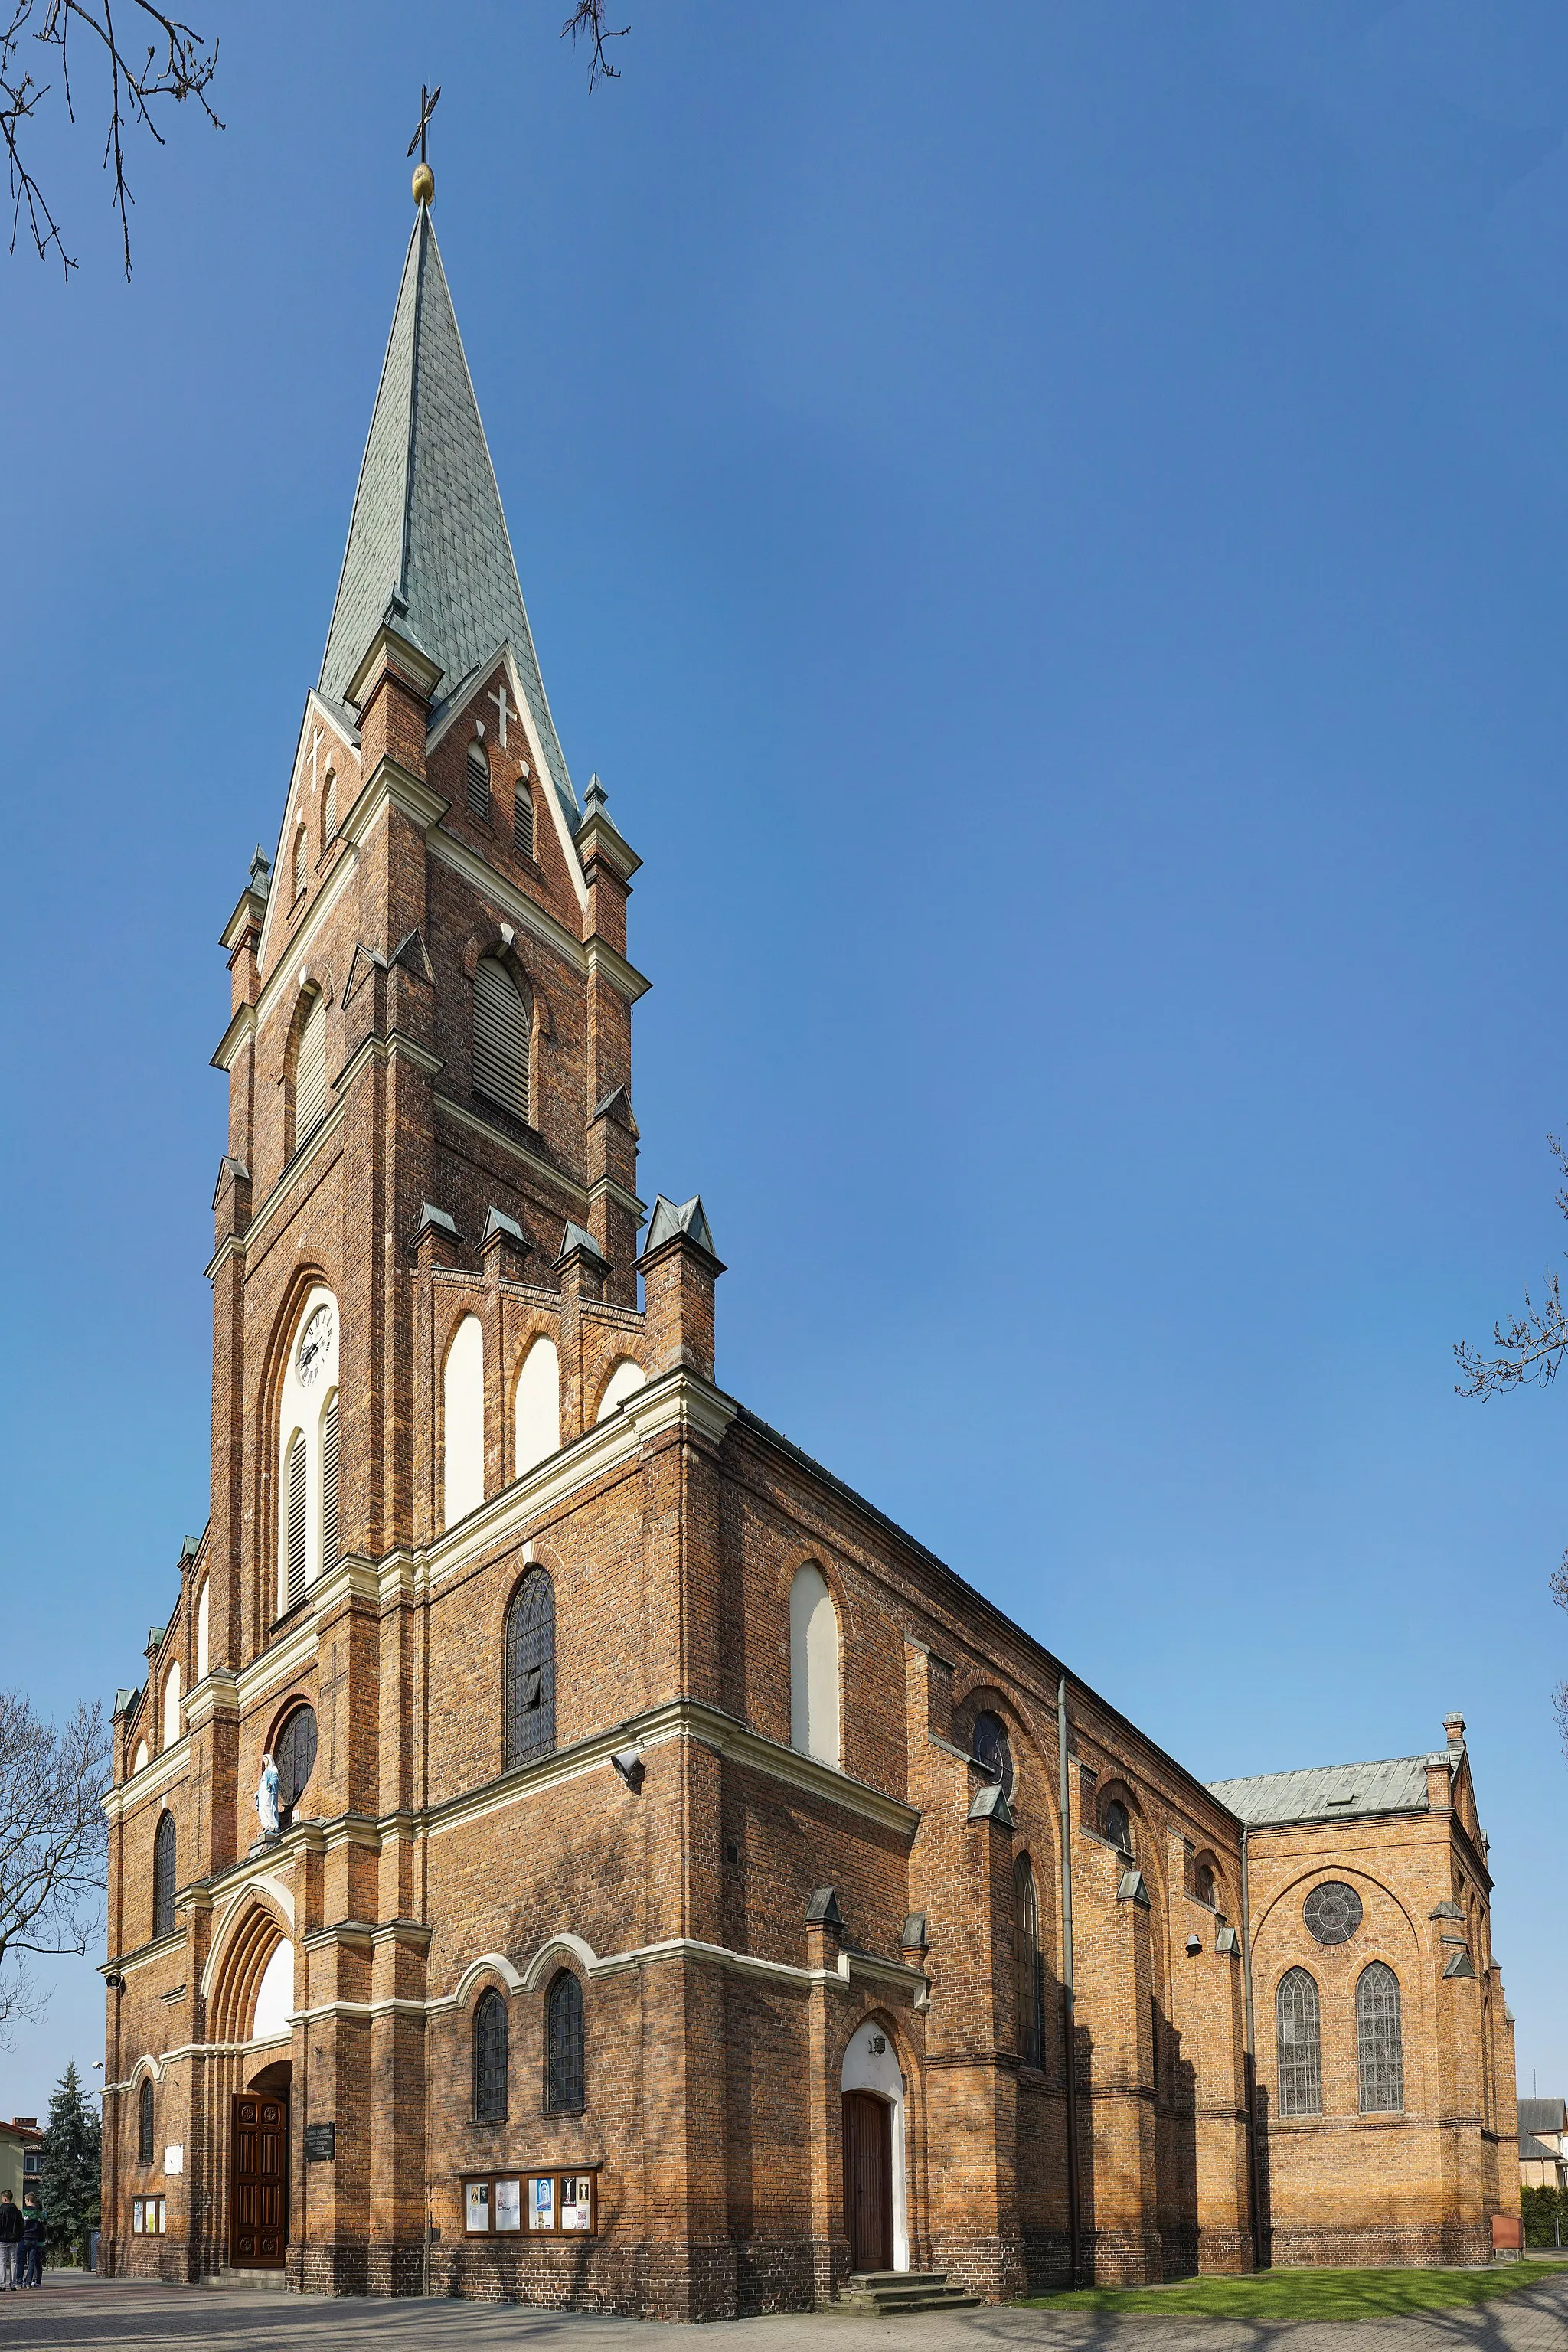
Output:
(275, 1285), (341, 1616)
(443, 1313), (485, 1529)
(789, 1562), (841, 1769)
(514, 1335), (560, 1478)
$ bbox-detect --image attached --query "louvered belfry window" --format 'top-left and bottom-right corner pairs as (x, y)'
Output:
(321, 1392), (339, 1570)
(1357, 1962), (1404, 2115)
(466, 740), (492, 819)
(152, 1811), (176, 1941)
(472, 956), (528, 1121)
(293, 992), (328, 1151)
(503, 1568), (556, 1769)
(514, 777), (534, 859)
(138, 2077), (155, 2164)
(292, 825), (306, 901)
(322, 769), (337, 843)
(473, 1988), (508, 2123)
(286, 1434), (307, 1608)
(544, 1970), (585, 2115)
(1276, 1967), (1321, 2116)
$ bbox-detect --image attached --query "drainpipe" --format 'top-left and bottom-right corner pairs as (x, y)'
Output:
(1056, 1675), (1082, 2285)
(1239, 1823), (1262, 2271)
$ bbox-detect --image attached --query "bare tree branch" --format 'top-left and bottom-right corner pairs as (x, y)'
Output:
(2, 0), (220, 279)
(1454, 1135), (1568, 1396)
(0, 1692), (110, 2047)
(562, 0), (628, 93)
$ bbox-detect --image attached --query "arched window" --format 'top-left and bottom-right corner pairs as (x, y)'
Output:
(292, 989), (328, 1152)
(443, 1315), (485, 1528)
(789, 1562), (841, 1769)
(322, 769), (336, 844)
(133, 1740), (149, 1776)
(1357, 1962), (1404, 2115)
(274, 1704), (318, 1828)
(466, 738), (492, 820)
(292, 824), (307, 902)
(595, 1357), (646, 1422)
(283, 1431), (307, 1608)
(195, 1580), (210, 1683)
(162, 1660), (181, 1750)
(472, 956), (528, 1120)
(1276, 1967), (1321, 2116)
(972, 1709), (1014, 1797)
(1194, 1860), (1216, 1907)
(503, 1568), (557, 1769)
(544, 1970), (585, 2115)
(320, 1390), (339, 1570)
(1101, 1795), (1132, 1857)
(1014, 1854), (1045, 2068)
(152, 1812), (176, 1942)
(514, 1336), (560, 1478)
(137, 2077), (155, 2164)
(473, 1987), (508, 2123)
(514, 776), (534, 859)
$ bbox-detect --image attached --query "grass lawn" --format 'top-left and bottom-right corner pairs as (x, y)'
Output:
(1018, 2259), (1568, 2320)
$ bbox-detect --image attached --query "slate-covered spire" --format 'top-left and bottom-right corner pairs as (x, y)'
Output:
(318, 200), (577, 821)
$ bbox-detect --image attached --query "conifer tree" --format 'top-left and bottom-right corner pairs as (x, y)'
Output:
(40, 2061), (100, 2267)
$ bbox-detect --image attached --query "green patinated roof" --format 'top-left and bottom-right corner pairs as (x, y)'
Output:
(1207, 1753), (1436, 1826)
(318, 205), (577, 828)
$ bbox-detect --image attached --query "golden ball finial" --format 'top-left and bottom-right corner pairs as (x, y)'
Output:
(412, 161), (434, 207)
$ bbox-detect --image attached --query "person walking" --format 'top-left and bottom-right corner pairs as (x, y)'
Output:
(19, 2193), (43, 2288)
(0, 2192), (22, 2289)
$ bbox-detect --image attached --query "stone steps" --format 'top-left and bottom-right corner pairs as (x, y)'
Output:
(835, 2269), (984, 2314)
(201, 2267), (291, 2292)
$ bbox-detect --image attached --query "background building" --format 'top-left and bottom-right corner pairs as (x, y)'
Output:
(100, 182), (1519, 2314)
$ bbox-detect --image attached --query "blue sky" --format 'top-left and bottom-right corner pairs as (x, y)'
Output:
(3, 2), (1567, 2115)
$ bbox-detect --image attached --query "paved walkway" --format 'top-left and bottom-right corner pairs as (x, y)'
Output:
(8, 2271), (1568, 2350)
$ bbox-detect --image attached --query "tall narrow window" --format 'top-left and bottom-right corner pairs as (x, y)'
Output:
(514, 776), (534, 859)
(152, 1811), (176, 1941)
(1014, 1854), (1045, 2068)
(293, 991), (328, 1151)
(195, 1579), (210, 1682)
(138, 2078), (155, 2164)
(443, 1315), (485, 1529)
(503, 1567), (557, 1768)
(1357, 1962), (1404, 2115)
(514, 1337), (560, 1478)
(292, 825), (306, 901)
(322, 769), (336, 844)
(544, 1970), (585, 2115)
(595, 1357), (646, 1421)
(472, 956), (528, 1120)
(320, 1390), (339, 1570)
(789, 1563), (841, 1769)
(285, 1432), (307, 1607)
(473, 1988), (508, 2123)
(1276, 1967), (1321, 2116)
(466, 740), (492, 819)
(162, 1660), (181, 1749)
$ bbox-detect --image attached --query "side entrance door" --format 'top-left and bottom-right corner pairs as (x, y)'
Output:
(841, 2089), (893, 2272)
(231, 2092), (288, 2266)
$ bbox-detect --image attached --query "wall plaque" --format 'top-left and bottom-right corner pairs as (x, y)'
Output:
(304, 2122), (335, 2162)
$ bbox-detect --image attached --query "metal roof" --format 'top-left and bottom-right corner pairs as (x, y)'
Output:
(318, 205), (577, 829)
(1520, 2132), (1562, 2164)
(1207, 1753), (1434, 1826)
(1518, 2098), (1567, 2135)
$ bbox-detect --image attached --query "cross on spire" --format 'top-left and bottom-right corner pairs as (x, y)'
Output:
(407, 83), (440, 168)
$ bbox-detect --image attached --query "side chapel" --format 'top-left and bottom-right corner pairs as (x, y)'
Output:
(101, 172), (1520, 2314)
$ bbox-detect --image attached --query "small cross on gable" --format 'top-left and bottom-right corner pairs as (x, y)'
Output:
(488, 677), (512, 750)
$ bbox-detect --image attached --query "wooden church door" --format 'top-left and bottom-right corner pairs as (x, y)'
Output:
(841, 2089), (893, 2272)
(230, 2092), (289, 2265)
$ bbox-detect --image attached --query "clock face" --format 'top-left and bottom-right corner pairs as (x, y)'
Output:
(297, 1302), (334, 1387)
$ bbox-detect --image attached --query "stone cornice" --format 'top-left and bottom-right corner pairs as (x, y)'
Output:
(586, 937), (652, 1004)
(424, 825), (587, 977)
(104, 1733), (191, 1823)
(336, 1028), (444, 1094)
(210, 1000), (256, 1074)
(206, 1100), (346, 1280)
(432, 1092), (590, 1217)
(181, 1670), (239, 1733)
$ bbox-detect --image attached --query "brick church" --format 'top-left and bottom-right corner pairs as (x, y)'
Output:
(101, 172), (1520, 2314)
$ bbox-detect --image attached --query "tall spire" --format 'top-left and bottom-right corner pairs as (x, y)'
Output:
(318, 203), (577, 822)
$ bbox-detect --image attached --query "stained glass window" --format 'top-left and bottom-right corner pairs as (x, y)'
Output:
(1276, 1967), (1321, 2116)
(138, 2077), (155, 2164)
(544, 1970), (585, 2115)
(152, 1811), (176, 1941)
(1014, 1854), (1045, 2068)
(504, 1569), (556, 1769)
(1357, 1962), (1404, 2114)
(1304, 1882), (1362, 1946)
(1102, 1796), (1132, 1857)
(972, 1710), (1014, 1796)
(275, 1704), (318, 1826)
(473, 1988), (508, 2124)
